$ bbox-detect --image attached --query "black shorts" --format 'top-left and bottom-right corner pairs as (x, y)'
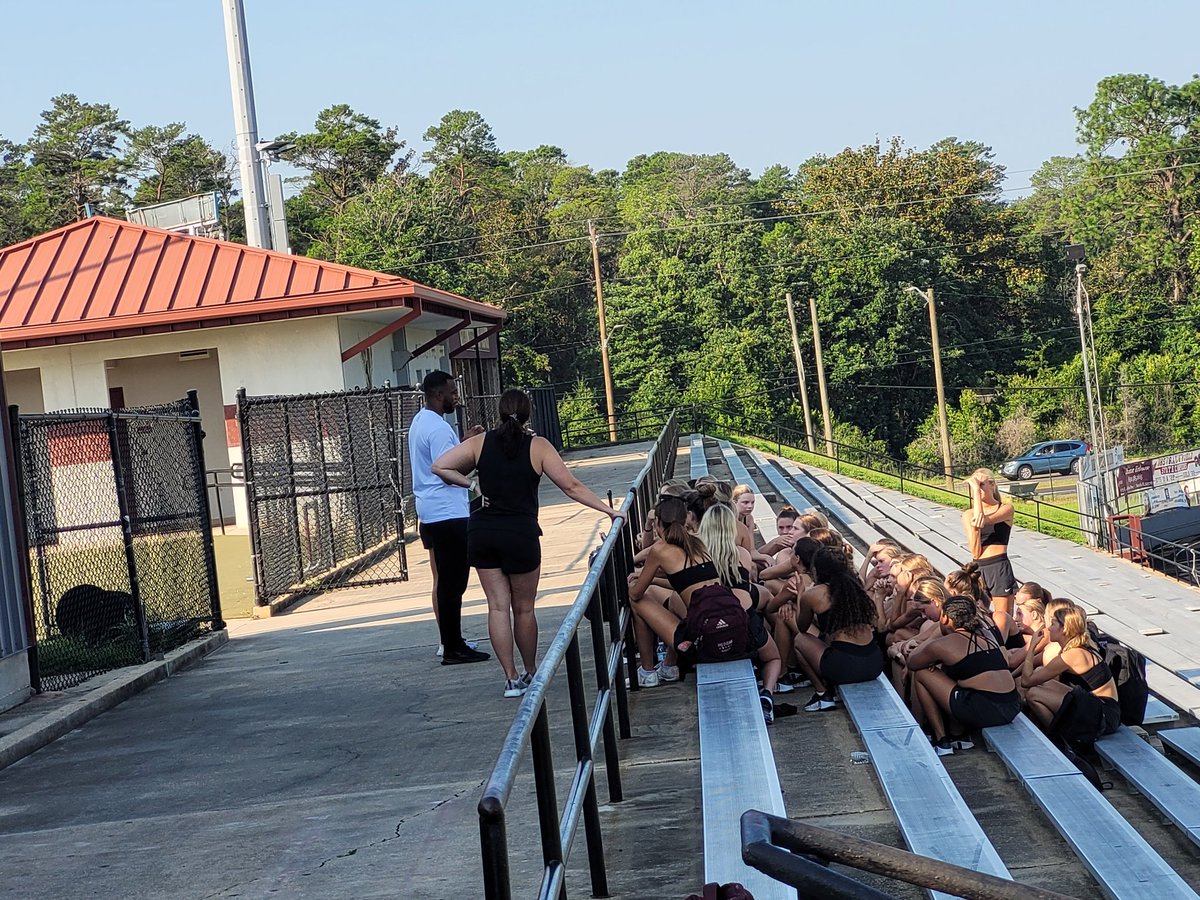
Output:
(820, 640), (885, 686)
(975, 554), (1019, 597)
(949, 686), (1021, 729)
(419, 517), (468, 550)
(468, 520), (541, 574)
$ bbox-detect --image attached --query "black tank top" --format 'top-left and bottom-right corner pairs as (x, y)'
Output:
(475, 431), (541, 520)
(980, 520), (1012, 548)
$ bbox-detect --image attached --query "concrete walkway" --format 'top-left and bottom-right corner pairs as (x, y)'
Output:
(0, 442), (658, 900)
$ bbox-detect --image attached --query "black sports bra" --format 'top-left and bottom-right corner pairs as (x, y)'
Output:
(667, 560), (719, 593)
(943, 632), (1008, 681)
(1060, 648), (1113, 692)
(980, 519), (1012, 548)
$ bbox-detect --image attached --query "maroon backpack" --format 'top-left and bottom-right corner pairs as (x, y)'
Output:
(683, 585), (750, 663)
(685, 883), (756, 900)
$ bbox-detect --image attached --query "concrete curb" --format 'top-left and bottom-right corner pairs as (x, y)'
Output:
(0, 629), (229, 772)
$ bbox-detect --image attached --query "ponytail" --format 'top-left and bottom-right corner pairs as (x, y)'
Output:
(656, 497), (707, 562)
(495, 389), (531, 457)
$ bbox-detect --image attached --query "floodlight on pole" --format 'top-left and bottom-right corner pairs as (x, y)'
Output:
(904, 285), (953, 484)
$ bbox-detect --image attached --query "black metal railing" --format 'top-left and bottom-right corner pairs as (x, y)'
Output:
(478, 412), (679, 900)
(741, 811), (1075, 900)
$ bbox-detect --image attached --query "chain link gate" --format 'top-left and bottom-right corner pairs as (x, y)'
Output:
(237, 387), (411, 606)
(12, 393), (222, 691)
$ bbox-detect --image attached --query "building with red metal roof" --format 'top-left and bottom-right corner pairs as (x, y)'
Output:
(0, 216), (505, 526)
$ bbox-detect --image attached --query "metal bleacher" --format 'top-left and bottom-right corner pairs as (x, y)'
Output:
(728, 439), (1200, 898)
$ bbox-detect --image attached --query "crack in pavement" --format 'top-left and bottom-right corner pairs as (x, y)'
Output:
(307, 779), (486, 874)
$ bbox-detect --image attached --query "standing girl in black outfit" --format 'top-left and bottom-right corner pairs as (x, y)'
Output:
(433, 389), (621, 697)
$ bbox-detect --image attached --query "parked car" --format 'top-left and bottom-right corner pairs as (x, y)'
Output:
(1000, 440), (1089, 480)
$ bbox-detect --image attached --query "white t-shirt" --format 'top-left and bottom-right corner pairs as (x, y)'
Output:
(409, 407), (469, 524)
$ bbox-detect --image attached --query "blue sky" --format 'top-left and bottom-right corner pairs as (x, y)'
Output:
(3, 1), (1199, 190)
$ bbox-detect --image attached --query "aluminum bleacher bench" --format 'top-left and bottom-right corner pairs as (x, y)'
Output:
(697, 660), (793, 900)
(984, 714), (1198, 899)
(1095, 726), (1200, 849)
(717, 441), (778, 542)
(691, 434), (708, 480)
(838, 674), (1011, 900)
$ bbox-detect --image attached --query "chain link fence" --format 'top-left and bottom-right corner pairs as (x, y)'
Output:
(12, 394), (221, 692)
(238, 387), (410, 605)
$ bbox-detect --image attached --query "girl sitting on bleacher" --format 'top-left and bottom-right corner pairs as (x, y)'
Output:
(946, 564), (1025, 664)
(885, 576), (948, 698)
(789, 547), (887, 712)
(628, 498), (781, 723)
(1021, 603), (1121, 748)
(905, 595), (1021, 756)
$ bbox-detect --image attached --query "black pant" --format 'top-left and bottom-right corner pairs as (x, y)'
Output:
(421, 517), (470, 651)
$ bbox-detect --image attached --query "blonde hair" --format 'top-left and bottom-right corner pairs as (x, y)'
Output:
(697, 504), (741, 590)
(1044, 597), (1073, 627)
(1016, 582), (1050, 620)
(731, 484), (754, 501)
(874, 544), (905, 563)
(911, 576), (949, 608)
(970, 468), (1002, 503)
(803, 508), (830, 529)
(897, 554), (939, 581)
(1053, 603), (1095, 653)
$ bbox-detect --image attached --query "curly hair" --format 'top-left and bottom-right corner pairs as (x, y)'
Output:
(807, 526), (854, 568)
(810, 547), (877, 634)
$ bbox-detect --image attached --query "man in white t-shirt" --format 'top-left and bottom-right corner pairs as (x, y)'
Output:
(410, 371), (489, 665)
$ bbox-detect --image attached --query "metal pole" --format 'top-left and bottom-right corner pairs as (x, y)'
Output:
(785, 292), (816, 452)
(221, 0), (270, 248)
(1075, 262), (1108, 544)
(531, 705), (566, 900)
(565, 633), (610, 898)
(187, 392), (224, 631)
(807, 295), (835, 456)
(107, 412), (152, 662)
(236, 388), (267, 607)
(588, 220), (618, 443)
(926, 287), (953, 486)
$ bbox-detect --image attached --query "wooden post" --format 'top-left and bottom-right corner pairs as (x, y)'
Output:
(926, 287), (953, 486)
(588, 220), (618, 443)
(785, 293), (816, 452)
(807, 295), (835, 457)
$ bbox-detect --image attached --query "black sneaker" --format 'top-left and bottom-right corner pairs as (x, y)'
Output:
(933, 736), (954, 757)
(760, 689), (775, 726)
(441, 646), (491, 665)
(951, 735), (975, 751)
(780, 671), (811, 688)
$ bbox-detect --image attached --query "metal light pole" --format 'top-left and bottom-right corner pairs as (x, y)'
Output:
(807, 295), (836, 456)
(588, 220), (618, 442)
(1069, 245), (1109, 543)
(905, 285), (952, 484)
(221, 0), (270, 249)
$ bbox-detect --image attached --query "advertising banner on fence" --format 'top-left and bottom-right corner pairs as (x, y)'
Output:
(1116, 449), (1200, 495)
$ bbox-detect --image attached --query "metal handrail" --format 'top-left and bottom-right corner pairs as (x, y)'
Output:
(741, 811), (1077, 900)
(478, 412), (679, 900)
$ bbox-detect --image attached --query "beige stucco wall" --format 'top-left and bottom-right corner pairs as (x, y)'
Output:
(3, 367), (45, 414)
(3, 316), (348, 528)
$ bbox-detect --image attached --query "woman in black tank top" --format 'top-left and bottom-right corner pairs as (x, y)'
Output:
(434, 390), (621, 699)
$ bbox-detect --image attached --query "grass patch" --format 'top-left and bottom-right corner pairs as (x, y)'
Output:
(721, 430), (1088, 546)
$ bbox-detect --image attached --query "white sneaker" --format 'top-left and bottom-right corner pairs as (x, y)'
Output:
(503, 678), (528, 698)
(657, 663), (680, 683)
(637, 667), (660, 687)
(436, 639), (477, 658)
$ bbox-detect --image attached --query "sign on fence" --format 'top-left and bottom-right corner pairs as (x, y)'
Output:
(1116, 449), (1200, 496)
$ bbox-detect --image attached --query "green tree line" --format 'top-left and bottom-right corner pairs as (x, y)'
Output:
(3, 77), (1200, 468)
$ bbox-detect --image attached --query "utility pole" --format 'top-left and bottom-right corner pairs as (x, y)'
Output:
(221, 0), (270, 249)
(807, 295), (835, 456)
(588, 220), (618, 442)
(785, 293), (816, 452)
(906, 286), (953, 484)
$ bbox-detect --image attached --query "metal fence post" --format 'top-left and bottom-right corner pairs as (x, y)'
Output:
(236, 388), (267, 607)
(187, 391), (224, 631)
(107, 411), (152, 663)
(531, 705), (566, 900)
(7, 404), (41, 693)
(566, 632), (610, 898)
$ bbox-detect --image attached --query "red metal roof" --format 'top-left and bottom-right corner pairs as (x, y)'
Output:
(0, 216), (505, 350)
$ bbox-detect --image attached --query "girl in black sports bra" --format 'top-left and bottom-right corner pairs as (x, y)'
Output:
(1021, 602), (1120, 745)
(629, 498), (781, 720)
(906, 596), (1020, 756)
(945, 564), (1024, 666)
(789, 546), (886, 712)
(961, 469), (1018, 639)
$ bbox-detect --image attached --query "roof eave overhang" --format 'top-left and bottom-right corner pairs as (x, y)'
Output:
(0, 282), (507, 352)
